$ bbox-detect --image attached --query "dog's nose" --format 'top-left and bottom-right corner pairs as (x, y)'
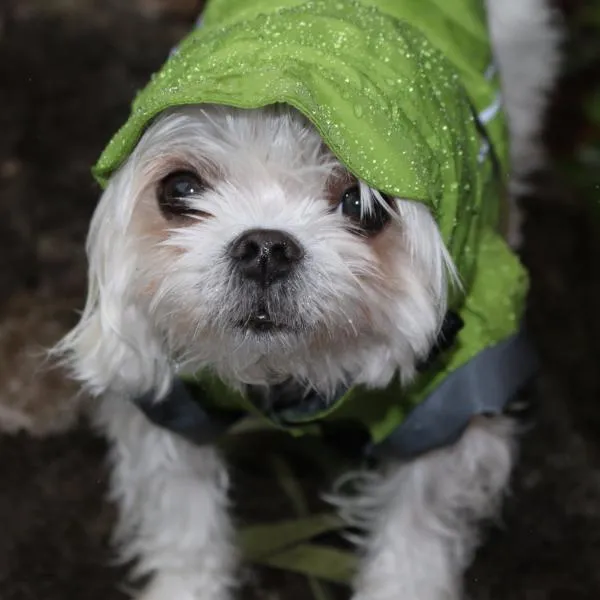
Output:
(229, 228), (304, 286)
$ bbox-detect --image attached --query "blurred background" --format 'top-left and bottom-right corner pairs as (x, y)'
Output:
(1, 0), (599, 598)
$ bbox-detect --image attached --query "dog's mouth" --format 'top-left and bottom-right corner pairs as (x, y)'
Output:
(237, 307), (285, 333)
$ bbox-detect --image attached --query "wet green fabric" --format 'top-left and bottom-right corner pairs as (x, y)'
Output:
(95, 0), (525, 445)
(93, 0), (505, 282)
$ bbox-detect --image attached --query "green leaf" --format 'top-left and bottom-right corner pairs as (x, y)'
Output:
(239, 513), (346, 561)
(252, 543), (357, 586)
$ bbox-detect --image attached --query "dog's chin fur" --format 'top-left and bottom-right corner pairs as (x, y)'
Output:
(57, 103), (455, 398)
(54, 1), (562, 598)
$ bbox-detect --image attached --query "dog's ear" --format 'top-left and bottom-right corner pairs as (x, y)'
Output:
(54, 168), (172, 399)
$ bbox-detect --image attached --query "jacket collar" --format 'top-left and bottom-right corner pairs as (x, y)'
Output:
(134, 310), (464, 441)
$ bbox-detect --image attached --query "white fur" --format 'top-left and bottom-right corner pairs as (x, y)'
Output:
(94, 394), (236, 600)
(333, 417), (516, 600)
(54, 2), (560, 598)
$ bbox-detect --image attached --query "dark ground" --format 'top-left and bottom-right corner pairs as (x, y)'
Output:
(1, 1), (600, 599)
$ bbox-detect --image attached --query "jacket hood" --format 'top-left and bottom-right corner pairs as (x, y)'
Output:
(93, 0), (504, 283)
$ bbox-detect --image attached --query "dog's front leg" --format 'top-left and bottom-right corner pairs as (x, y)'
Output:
(348, 417), (516, 600)
(95, 395), (236, 600)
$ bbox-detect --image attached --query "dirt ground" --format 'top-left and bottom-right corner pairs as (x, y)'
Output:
(1, 1), (600, 599)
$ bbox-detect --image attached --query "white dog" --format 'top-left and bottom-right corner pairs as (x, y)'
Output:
(56, 0), (562, 599)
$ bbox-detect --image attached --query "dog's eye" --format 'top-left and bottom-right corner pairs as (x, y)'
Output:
(157, 171), (206, 219)
(339, 185), (390, 234)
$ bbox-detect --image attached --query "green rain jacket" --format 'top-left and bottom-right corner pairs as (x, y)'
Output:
(95, 0), (533, 457)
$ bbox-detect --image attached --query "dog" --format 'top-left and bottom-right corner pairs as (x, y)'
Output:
(55, 0), (562, 598)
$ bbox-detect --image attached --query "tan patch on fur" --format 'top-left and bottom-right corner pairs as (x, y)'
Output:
(133, 186), (180, 243)
(357, 218), (409, 330)
(308, 303), (374, 351)
(368, 220), (405, 280)
(136, 155), (220, 234)
(324, 169), (357, 208)
(130, 179), (192, 301)
(129, 154), (227, 304)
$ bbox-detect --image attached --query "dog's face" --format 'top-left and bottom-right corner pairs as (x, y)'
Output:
(65, 105), (455, 396)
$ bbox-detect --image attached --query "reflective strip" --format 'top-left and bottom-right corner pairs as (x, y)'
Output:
(479, 91), (503, 125)
(477, 60), (502, 162)
(478, 139), (491, 163)
(477, 91), (502, 163)
(371, 330), (538, 460)
(484, 61), (497, 80)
